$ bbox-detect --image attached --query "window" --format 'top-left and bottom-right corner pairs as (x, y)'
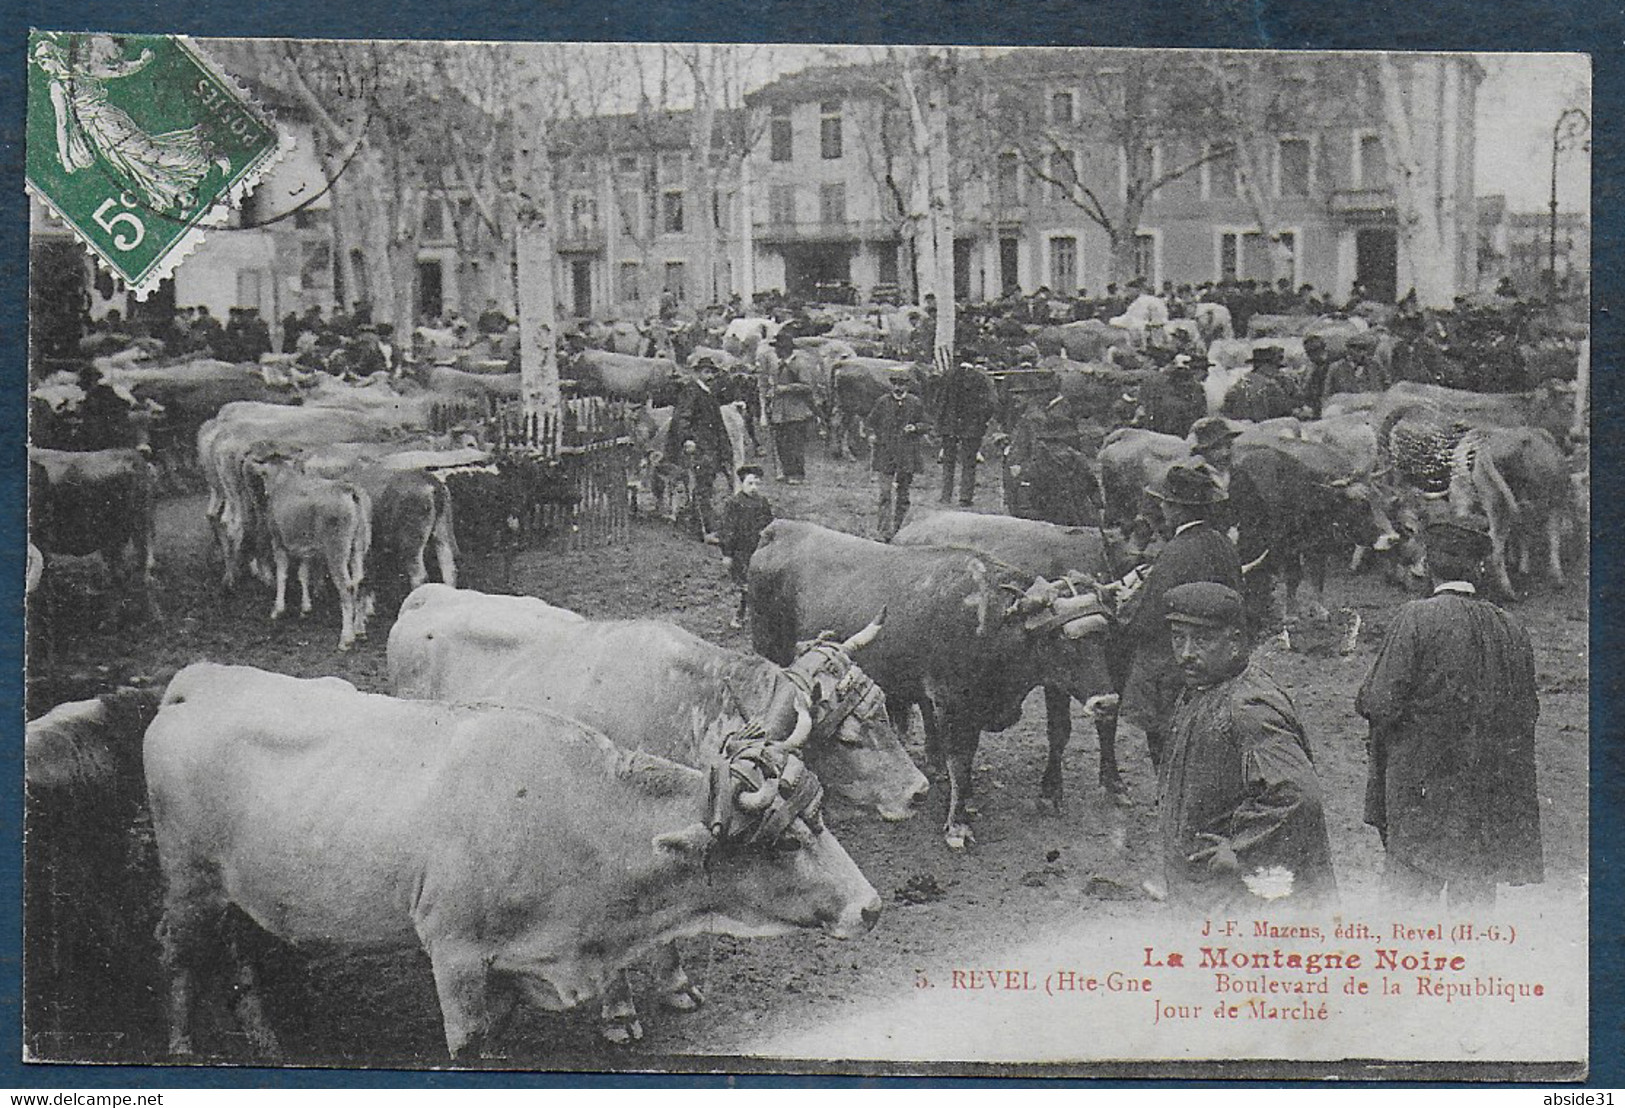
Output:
(1276, 231), (1298, 285)
(712, 188), (725, 230)
(617, 190), (641, 237)
(819, 182), (846, 225)
(1096, 70), (1124, 110)
(1359, 134), (1388, 189)
(878, 245), (898, 286)
(1050, 91), (1074, 125)
(619, 261), (640, 302)
(1219, 231), (1240, 280)
(299, 239), (332, 290)
(1219, 229), (1298, 283)
(660, 151), (685, 178)
(1048, 150), (1075, 203)
(616, 155), (639, 173)
(768, 183), (796, 225)
(1207, 145), (1238, 199)
(569, 194), (597, 237)
(293, 207), (323, 231)
(1278, 138), (1311, 197)
(422, 199), (445, 240)
(662, 190), (685, 234)
(1048, 236), (1078, 296)
(770, 104), (793, 162)
(996, 152), (1022, 207)
(820, 100), (843, 160)
(236, 270), (264, 312)
(664, 260), (686, 300)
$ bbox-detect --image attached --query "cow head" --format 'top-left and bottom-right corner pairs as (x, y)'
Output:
(785, 613), (929, 822)
(654, 739), (881, 941)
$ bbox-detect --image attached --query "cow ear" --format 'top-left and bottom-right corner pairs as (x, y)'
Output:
(653, 823), (714, 860)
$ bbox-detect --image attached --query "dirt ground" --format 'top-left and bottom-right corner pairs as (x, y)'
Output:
(23, 448), (1589, 1072)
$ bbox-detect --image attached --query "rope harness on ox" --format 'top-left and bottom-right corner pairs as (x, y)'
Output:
(787, 638), (887, 747)
(706, 724), (825, 850)
(1001, 567), (1148, 640)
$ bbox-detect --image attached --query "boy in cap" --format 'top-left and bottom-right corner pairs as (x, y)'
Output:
(1156, 580), (1337, 914)
(719, 464), (775, 629)
(1120, 462), (1244, 770)
(1356, 517), (1542, 907)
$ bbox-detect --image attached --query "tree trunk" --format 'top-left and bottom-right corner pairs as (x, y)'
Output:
(516, 224), (560, 422)
(924, 66), (955, 371)
(689, 55), (719, 309)
(1108, 229), (1139, 287)
(737, 154), (756, 304)
(515, 108), (561, 428)
(1380, 55), (1454, 307)
(900, 62), (939, 312)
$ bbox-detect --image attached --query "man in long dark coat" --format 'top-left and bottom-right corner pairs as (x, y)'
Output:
(1356, 518), (1543, 907)
(1222, 345), (1297, 422)
(934, 361), (998, 506)
(1158, 581), (1338, 914)
(1139, 354), (1209, 439)
(1005, 394), (1101, 526)
(667, 366), (734, 542)
(1121, 463), (1245, 769)
(866, 369), (930, 541)
(764, 331), (817, 483)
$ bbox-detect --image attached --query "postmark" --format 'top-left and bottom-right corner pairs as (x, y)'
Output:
(25, 31), (288, 298)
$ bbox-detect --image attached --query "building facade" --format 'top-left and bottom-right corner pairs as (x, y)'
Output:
(737, 51), (1482, 307)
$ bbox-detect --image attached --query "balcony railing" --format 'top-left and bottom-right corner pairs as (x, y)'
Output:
(557, 227), (606, 252)
(754, 218), (900, 244)
(1329, 187), (1396, 217)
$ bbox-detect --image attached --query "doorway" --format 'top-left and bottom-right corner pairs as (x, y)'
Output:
(999, 238), (1020, 295)
(953, 238), (974, 301)
(571, 258), (593, 317)
(1355, 229), (1398, 303)
(783, 244), (851, 299)
(416, 259), (444, 323)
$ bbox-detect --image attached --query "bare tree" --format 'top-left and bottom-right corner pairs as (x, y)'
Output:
(1379, 54), (1463, 308)
(900, 50), (955, 368)
(990, 50), (1226, 284)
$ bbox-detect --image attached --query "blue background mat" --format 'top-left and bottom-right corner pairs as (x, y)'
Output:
(1, 0), (1615, 1088)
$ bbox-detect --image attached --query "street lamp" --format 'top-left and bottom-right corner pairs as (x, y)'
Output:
(1548, 107), (1590, 301)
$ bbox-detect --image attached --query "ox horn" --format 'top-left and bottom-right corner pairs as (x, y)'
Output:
(736, 774), (777, 812)
(780, 699), (814, 751)
(840, 607), (887, 652)
(1241, 548), (1271, 576)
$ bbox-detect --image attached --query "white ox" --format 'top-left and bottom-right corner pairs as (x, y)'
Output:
(145, 662), (881, 1061)
(387, 584), (921, 1042)
(722, 317), (783, 359)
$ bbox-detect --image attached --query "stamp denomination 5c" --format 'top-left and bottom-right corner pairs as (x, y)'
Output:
(25, 31), (286, 297)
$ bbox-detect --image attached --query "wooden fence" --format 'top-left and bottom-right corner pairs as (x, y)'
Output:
(430, 396), (638, 550)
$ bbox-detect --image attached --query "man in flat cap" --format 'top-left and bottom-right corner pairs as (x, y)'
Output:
(1356, 517), (1543, 907)
(1157, 581), (1337, 914)
(1121, 462), (1244, 770)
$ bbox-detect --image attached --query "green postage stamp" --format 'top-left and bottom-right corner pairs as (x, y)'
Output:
(25, 31), (287, 297)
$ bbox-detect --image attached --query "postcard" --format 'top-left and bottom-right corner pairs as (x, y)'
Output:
(22, 36), (1590, 1079)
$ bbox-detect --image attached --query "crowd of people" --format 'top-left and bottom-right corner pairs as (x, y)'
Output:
(1121, 464), (1541, 914)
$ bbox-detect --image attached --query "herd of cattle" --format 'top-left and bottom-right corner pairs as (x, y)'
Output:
(23, 295), (1588, 1064)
